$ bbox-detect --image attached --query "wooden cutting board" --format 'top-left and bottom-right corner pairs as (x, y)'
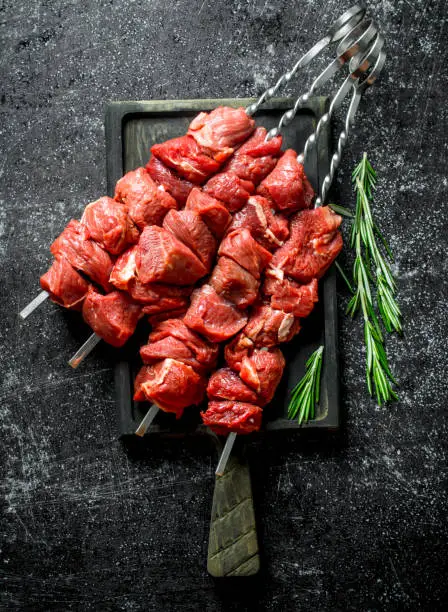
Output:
(105, 98), (339, 576)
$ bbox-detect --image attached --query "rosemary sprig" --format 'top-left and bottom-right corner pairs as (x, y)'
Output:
(347, 154), (401, 404)
(288, 345), (324, 424)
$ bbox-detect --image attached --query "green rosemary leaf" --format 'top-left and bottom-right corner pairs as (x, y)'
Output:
(329, 203), (354, 218)
(288, 346), (324, 425)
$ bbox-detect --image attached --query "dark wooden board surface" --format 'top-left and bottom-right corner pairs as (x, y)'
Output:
(105, 97), (339, 438)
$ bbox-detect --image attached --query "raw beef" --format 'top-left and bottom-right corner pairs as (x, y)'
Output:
(224, 127), (283, 184)
(224, 333), (253, 372)
(109, 245), (137, 290)
(270, 207), (343, 283)
(146, 156), (194, 205)
(188, 106), (255, 157)
(227, 195), (290, 251)
(218, 228), (272, 279)
(128, 280), (192, 304)
(202, 401), (263, 435)
(115, 167), (177, 230)
(257, 149), (314, 213)
(207, 368), (259, 404)
(82, 288), (141, 347)
(136, 226), (207, 285)
(242, 304), (301, 346)
(185, 188), (231, 239)
(263, 276), (319, 318)
(141, 298), (189, 316)
(184, 284), (248, 343)
(134, 359), (206, 417)
(81, 196), (139, 255)
(163, 209), (216, 270)
(140, 336), (208, 375)
(50, 220), (114, 292)
(239, 348), (285, 405)
(40, 257), (89, 310)
(204, 172), (254, 212)
(149, 319), (219, 369)
(151, 135), (220, 183)
(209, 256), (259, 309)
(147, 307), (189, 327)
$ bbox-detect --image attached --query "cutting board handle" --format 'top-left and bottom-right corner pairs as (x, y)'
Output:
(207, 449), (260, 577)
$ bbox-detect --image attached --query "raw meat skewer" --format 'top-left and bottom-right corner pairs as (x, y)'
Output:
(212, 40), (386, 474)
(19, 107), (255, 322)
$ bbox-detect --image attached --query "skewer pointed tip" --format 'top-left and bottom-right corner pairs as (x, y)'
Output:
(135, 404), (160, 437)
(19, 291), (49, 320)
(215, 432), (237, 477)
(68, 333), (102, 368)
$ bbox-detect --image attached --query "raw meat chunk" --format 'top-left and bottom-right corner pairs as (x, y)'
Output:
(224, 127), (282, 184)
(109, 245), (137, 290)
(209, 256), (259, 309)
(184, 284), (248, 343)
(151, 135), (220, 183)
(263, 276), (319, 318)
(81, 196), (139, 255)
(146, 156), (194, 205)
(270, 207), (343, 283)
(128, 280), (192, 304)
(50, 220), (114, 292)
(141, 298), (189, 316)
(218, 228), (272, 279)
(136, 226), (206, 285)
(243, 304), (300, 346)
(40, 257), (89, 310)
(82, 288), (141, 347)
(207, 368), (259, 404)
(134, 359), (206, 417)
(149, 319), (218, 369)
(147, 307), (189, 327)
(239, 348), (285, 405)
(224, 333), (253, 372)
(188, 106), (255, 156)
(134, 366), (153, 402)
(257, 150), (314, 213)
(185, 188), (231, 238)
(115, 167), (177, 230)
(227, 195), (289, 251)
(204, 172), (254, 212)
(140, 336), (208, 375)
(202, 401), (263, 435)
(163, 209), (216, 270)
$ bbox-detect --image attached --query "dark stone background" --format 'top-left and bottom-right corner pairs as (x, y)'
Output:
(1, 1), (447, 610)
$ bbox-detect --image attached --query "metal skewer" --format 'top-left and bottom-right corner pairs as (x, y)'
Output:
(214, 27), (386, 476)
(245, 2), (367, 116)
(19, 290), (49, 319)
(68, 333), (102, 368)
(135, 403), (160, 437)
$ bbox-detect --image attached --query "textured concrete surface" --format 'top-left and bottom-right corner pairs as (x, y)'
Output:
(1, 1), (447, 610)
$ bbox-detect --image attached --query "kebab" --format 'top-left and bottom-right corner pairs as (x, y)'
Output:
(133, 127), (287, 432)
(131, 14), (378, 432)
(20, 106), (258, 365)
(206, 39), (387, 475)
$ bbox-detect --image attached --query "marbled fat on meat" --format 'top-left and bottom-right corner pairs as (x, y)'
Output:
(270, 207), (343, 283)
(183, 284), (248, 342)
